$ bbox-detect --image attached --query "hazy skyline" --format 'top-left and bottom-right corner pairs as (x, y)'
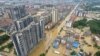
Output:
(1, 0), (78, 4)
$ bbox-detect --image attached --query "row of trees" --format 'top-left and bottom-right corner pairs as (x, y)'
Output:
(0, 42), (13, 52)
(72, 18), (100, 34)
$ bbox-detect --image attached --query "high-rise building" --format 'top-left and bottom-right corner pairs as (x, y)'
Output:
(9, 4), (28, 20)
(11, 16), (45, 56)
(51, 8), (58, 24)
(0, 8), (4, 18)
(14, 16), (33, 31)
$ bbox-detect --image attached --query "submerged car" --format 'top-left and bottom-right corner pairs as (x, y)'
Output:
(53, 39), (60, 48)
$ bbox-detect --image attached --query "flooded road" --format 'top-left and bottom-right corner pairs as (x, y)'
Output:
(28, 3), (80, 56)
(28, 25), (59, 56)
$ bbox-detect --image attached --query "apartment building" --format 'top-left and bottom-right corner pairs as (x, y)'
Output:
(11, 15), (45, 56)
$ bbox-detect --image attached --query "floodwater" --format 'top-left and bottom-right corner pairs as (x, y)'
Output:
(82, 36), (99, 56)
(28, 25), (59, 56)
(29, 23), (100, 56)
(74, 36), (98, 56)
(46, 30), (66, 56)
(73, 29), (100, 56)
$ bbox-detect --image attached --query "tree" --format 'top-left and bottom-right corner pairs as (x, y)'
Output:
(0, 34), (10, 45)
(7, 42), (13, 49)
(70, 50), (77, 55)
(40, 53), (45, 56)
(73, 18), (100, 34)
(94, 51), (100, 56)
(88, 19), (100, 34)
(0, 30), (4, 33)
(80, 49), (84, 52)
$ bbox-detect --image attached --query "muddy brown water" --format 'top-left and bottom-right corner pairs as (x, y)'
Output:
(28, 26), (59, 56)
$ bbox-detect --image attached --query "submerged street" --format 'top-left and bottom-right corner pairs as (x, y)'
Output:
(29, 3), (80, 56)
(0, 0), (100, 56)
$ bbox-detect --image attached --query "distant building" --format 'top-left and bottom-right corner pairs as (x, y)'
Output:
(9, 4), (28, 20)
(14, 16), (33, 31)
(33, 10), (52, 25)
(74, 9), (86, 17)
(51, 8), (58, 24)
(0, 8), (4, 18)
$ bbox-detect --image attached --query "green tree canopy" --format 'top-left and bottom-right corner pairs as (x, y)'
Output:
(0, 34), (10, 45)
(94, 51), (100, 56)
(70, 50), (77, 55)
(73, 18), (100, 34)
(88, 19), (100, 34)
(72, 18), (87, 29)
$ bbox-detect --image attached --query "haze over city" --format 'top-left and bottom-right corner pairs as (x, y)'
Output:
(0, 0), (100, 56)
